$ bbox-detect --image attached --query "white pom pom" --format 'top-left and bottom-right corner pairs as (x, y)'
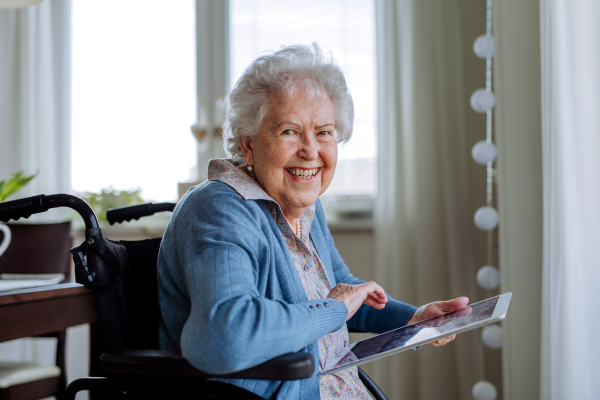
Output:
(477, 265), (500, 290)
(472, 381), (497, 400)
(473, 35), (495, 58)
(474, 206), (499, 231)
(470, 89), (496, 113)
(482, 324), (502, 349)
(472, 141), (498, 165)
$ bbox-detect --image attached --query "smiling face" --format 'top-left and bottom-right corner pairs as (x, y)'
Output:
(239, 88), (338, 220)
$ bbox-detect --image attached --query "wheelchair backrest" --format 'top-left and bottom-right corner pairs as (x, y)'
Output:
(91, 238), (163, 352)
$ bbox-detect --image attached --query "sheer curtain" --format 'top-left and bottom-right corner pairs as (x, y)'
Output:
(0, 0), (71, 222)
(540, 1), (600, 398)
(0, 0), (79, 388)
(373, 1), (485, 398)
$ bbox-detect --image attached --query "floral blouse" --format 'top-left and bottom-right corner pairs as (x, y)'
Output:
(209, 159), (372, 400)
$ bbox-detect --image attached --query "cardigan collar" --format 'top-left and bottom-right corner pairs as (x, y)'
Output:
(208, 158), (317, 237)
(208, 158), (272, 201)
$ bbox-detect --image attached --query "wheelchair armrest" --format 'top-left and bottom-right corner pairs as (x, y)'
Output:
(100, 349), (314, 381)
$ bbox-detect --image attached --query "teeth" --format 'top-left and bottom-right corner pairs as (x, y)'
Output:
(287, 168), (319, 179)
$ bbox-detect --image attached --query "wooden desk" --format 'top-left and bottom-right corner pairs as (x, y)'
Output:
(0, 283), (97, 343)
(0, 282), (101, 384)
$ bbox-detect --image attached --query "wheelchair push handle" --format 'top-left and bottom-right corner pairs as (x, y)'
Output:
(0, 193), (99, 229)
(106, 202), (175, 225)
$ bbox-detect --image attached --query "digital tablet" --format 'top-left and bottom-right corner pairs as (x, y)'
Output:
(320, 292), (512, 375)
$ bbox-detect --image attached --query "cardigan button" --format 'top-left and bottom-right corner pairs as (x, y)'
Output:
(310, 306), (315, 310)
(323, 302), (329, 307)
(316, 304), (322, 309)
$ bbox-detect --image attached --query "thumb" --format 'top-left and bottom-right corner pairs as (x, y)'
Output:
(438, 297), (469, 312)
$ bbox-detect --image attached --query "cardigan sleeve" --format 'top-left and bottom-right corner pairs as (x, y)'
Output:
(314, 200), (417, 334)
(173, 186), (348, 374)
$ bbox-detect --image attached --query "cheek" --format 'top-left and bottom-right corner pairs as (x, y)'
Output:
(255, 141), (294, 182)
(323, 142), (338, 170)
(321, 143), (338, 187)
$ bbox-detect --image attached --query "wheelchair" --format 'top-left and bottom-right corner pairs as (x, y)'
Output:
(0, 194), (387, 400)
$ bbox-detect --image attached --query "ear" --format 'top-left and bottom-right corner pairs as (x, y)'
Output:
(239, 136), (254, 166)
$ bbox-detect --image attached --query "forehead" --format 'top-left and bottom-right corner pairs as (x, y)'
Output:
(267, 87), (334, 121)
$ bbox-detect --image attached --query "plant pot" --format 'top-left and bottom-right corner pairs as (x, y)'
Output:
(0, 222), (72, 280)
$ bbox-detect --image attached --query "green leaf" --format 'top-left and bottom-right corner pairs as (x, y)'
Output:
(78, 187), (146, 223)
(0, 171), (38, 202)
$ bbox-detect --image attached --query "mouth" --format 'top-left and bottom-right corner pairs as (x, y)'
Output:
(285, 167), (320, 180)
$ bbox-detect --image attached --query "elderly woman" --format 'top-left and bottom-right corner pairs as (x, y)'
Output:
(158, 44), (468, 400)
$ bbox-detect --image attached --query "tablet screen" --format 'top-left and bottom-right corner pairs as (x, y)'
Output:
(321, 296), (500, 374)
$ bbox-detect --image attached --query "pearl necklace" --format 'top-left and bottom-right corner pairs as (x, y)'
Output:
(296, 220), (302, 237)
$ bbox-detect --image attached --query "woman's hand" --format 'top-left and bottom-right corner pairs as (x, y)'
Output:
(407, 297), (469, 347)
(327, 282), (388, 321)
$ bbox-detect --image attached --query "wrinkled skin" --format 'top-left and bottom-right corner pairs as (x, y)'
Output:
(240, 88), (337, 230)
(326, 281), (389, 321)
(240, 86), (467, 347)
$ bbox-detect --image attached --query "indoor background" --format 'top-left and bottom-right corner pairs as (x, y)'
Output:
(0, 0), (598, 399)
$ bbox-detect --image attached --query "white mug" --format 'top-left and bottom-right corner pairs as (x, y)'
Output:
(0, 223), (11, 259)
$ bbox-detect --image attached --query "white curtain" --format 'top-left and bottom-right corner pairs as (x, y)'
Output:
(0, 0), (71, 222)
(0, 0), (78, 395)
(373, 1), (488, 399)
(540, 1), (600, 399)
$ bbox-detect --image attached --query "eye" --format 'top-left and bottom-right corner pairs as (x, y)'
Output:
(282, 129), (293, 135)
(318, 130), (332, 136)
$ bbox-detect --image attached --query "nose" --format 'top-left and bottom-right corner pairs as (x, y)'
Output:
(298, 133), (319, 161)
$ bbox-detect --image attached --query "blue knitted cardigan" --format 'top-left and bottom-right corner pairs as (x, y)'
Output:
(157, 180), (417, 399)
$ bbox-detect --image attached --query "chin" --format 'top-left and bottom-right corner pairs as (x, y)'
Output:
(292, 193), (321, 208)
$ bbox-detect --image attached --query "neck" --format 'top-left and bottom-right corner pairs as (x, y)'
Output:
(280, 203), (306, 221)
(250, 174), (304, 235)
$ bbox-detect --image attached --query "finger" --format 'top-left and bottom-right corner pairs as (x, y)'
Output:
(363, 296), (387, 310)
(358, 283), (387, 310)
(426, 336), (454, 347)
(426, 335), (456, 346)
(367, 292), (388, 304)
(455, 306), (473, 319)
(365, 294), (388, 304)
(437, 297), (469, 312)
(426, 338), (446, 347)
(440, 335), (455, 344)
(364, 282), (388, 303)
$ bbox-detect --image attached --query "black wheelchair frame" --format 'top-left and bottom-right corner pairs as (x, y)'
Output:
(0, 194), (387, 399)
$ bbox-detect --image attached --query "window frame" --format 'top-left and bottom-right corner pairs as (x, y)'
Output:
(195, 0), (377, 223)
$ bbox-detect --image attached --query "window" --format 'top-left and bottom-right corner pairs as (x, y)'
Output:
(72, 1), (377, 202)
(228, 0), (377, 196)
(71, 0), (197, 202)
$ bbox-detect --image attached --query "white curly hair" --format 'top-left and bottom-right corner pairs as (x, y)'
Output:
(222, 43), (354, 159)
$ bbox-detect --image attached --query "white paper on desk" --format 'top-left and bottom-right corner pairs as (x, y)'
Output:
(0, 273), (64, 292)
(1, 273), (65, 281)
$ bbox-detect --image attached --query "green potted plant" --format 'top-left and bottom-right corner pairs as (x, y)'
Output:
(0, 171), (37, 259)
(0, 171), (72, 279)
(79, 187), (145, 224)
